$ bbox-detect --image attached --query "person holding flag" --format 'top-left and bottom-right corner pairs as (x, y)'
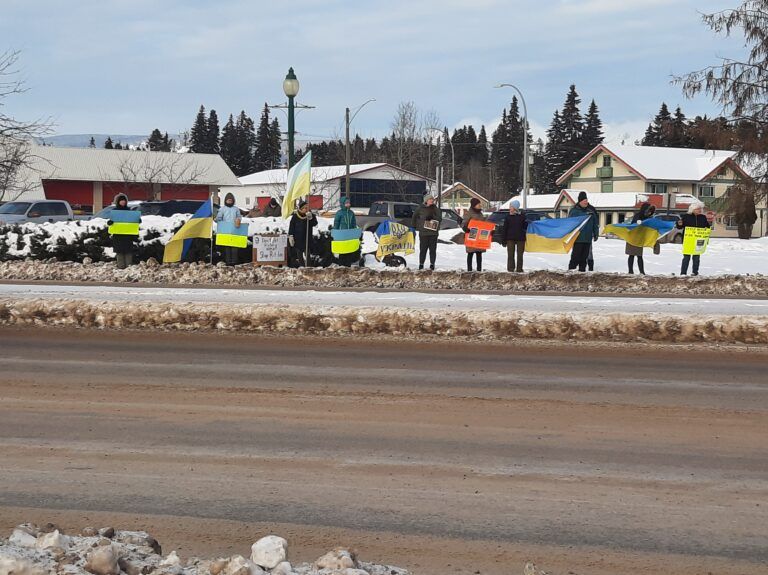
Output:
(288, 200), (316, 267)
(281, 152), (314, 266)
(107, 193), (141, 269)
(162, 197), (214, 264)
(332, 196), (361, 267)
(215, 192), (243, 266)
(567, 192), (600, 272)
(626, 202), (655, 274)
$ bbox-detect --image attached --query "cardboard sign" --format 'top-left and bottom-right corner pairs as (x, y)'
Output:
(682, 227), (711, 255)
(423, 219), (439, 231)
(464, 219), (495, 250)
(252, 234), (288, 266)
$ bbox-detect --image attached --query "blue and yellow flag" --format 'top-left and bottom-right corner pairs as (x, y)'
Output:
(605, 217), (675, 248)
(375, 220), (415, 259)
(525, 216), (589, 254)
(215, 221), (249, 248)
(282, 151), (312, 219)
(108, 210), (141, 236)
(163, 198), (213, 263)
(331, 227), (362, 254)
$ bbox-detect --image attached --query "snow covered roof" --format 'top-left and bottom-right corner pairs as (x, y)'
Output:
(238, 163), (431, 186)
(25, 144), (240, 186)
(557, 144), (745, 185)
(439, 182), (489, 203)
(499, 193), (559, 210)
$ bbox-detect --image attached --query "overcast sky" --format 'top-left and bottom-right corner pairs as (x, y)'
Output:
(2, 0), (745, 146)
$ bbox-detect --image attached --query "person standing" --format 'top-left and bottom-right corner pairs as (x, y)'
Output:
(248, 197), (281, 218)
(108, 193), (140, 269)
(462, 197), (487, 271)
(411, 195), (442, 270)
(288, 200), (317, 267)
(333, 196), (359, 267)
(500, 200), (527, 272)
(626, 202), (656, 275)
(568, 191), (600, 272)
(677, 201), (710, 276)
(215, 192), (243, 266)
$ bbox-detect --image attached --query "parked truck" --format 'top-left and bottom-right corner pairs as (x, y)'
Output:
(0, 200), (78, 225)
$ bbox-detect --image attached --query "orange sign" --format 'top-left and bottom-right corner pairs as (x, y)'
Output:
(464, 219), (495, 250)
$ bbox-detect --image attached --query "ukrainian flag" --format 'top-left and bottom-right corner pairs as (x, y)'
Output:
(108, 210), (141, 236)
(375, 220), (415, 259)
(162, 198), (213, 263)
(216, 221), (249, 248)
(525, 216), (589, 254)
(605, 217), (676, 248)
(331, 228), (362, 254)
(281, 151), (312, 219)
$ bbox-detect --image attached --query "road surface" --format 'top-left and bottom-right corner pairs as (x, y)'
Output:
(0, 328), (766, 574)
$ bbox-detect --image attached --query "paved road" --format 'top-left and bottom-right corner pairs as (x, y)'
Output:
(2, 283), (768, 315)
(1, 328), (766, 575)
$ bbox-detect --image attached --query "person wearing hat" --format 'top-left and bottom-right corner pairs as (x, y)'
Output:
(288, 199), (317, 267)
(411, 194), (442, 270)
(215, 192), (243, 266)
(247, 197), (281, 218)
(462, 197), (487, 271)
(107, 193), (141, 269)
(567, 191), (600, 272)
(500, 200), (528, 272)
(676, 201), (710, 275)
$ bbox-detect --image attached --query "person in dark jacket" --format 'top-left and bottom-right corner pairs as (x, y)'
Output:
(500, 200), (528, 272)
(107, 193), (139, 269)
(247, 197), (281, 218)
(677, 201), (710, 276)
(462, 198), (487, 271)
(288, 200), (317, 267)
(567, 191), (600, 272)
(411, 195), (442, 270)
(627, 202), (656, 274)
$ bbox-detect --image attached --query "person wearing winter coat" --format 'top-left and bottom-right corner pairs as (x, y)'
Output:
(567, 191), (600, 272)
(333, 196), (359, 266)
(215, 192), (243, 266)
(677, 201), (710, 276)
(288, 200), (317, 267)
(107, 193), (140, 269)
(462, 198), (487, 271)
(626, 202), (656, 275)
(247, 197), (281, 218)
(411, 195), (442, 270)
(500, 200), (528, 272)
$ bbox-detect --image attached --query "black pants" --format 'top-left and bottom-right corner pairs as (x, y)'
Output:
(224, 246), (239, 266)
(628, 255), (644, 274)
(419, 235), (438, 269)
(506, 241), (525, 272)
(569, 243), (591, 272)
(681, 254), (700, 275)
(466, 252), (483, 271)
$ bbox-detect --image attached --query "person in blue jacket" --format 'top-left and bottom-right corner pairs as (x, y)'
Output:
(215, 192), (242, 266)
(567, 191), (600, 272)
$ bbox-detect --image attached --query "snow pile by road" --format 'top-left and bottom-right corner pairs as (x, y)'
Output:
(1, 298), (766, 344)
(0, 260), (766, 296)
(0, 522), (408, 575)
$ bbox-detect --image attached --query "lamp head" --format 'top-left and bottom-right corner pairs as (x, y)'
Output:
(283, 67), (300, 98)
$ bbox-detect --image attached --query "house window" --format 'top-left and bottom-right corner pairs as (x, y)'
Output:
(698, 185), (714, 198)
(603, 156), (612, 167)
(601, 181), (613, 193)
(605, 212), (614, 225)
(648, 183), (668, 195)
(722, 215), (738, 230)
(245, 197), (251, 205)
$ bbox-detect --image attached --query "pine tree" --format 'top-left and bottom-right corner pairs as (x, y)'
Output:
(147, 129), (165, 151)
(476, 126), (489, 167)
(543, 110), (566, 193)
(490, 110), (510, 195)
(642, 103), (673, 146)
(104, 137), (114, 149)
(161, 132), (172, 152)
(269, 117), (282, 168)
(114, 142), (123, 150)
(89, 137), (96, 148)
(669, 106), (689, 147)
(206, 110), (220, 154)
(253, 104), (273, 171)
(190, 105), (208, 153)
(220, 114), (239, 173)
(559, 85), (585, 171)
(583, 100), (604, 150)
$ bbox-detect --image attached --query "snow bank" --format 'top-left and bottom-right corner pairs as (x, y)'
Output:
(0, 260), (766, 297)
(1, 298), (766, 344)
(0, 523), (408, 575)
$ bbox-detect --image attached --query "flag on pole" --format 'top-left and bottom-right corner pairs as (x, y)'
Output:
(162, 198), (213, 263)
(604, 217), (676, 248)
(525, 216), (590, 253)
(281, 151), (312, 219)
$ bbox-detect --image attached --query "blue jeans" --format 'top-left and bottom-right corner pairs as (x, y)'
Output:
(681, 254), (700, 275)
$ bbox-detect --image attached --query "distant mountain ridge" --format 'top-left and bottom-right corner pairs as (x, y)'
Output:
(37, 134), (180, 148)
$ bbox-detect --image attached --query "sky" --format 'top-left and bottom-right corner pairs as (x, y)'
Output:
(1, 0), (748, 147)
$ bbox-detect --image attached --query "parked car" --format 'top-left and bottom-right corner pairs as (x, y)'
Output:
(654, 213), (684, 244)
(486, 209), (551, 244)
(0, 200), (76, 225)
(90, 201), (143, 220)
(355, 201), (459, 233)
(440, 208), (463, 228)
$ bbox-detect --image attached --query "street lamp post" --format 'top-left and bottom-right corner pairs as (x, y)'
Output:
(282, 68), (300, 169)
(495, 83), (529, 209)
(345, 99), (375, 205)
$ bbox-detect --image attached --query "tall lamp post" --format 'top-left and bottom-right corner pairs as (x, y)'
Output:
(345, 99), (376, 205)
(282, 68), (300, 169)
(495, 83), (529, 209)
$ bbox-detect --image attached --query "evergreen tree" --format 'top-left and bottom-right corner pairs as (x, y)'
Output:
(237, 111), (257, 175)
(560, 85), (585, 170)
(268, 117), (282, 168)
(583, 100), (604, 150)
(543, 110), (566, 193)
(220, 114), (239, 173)
(253, 104), (273, 171)
(104, 137), (114, 149)
(161, 132), (172, 152)
(147, 128), (165, 151)
(642, 103), (673, 146)
(190, 105), (208, 153)
(88, 137), (96, 148)
(114, 141), (123, 150)
(476, 125), (489, 166)
(669, 106), (689, 147)
(206, 110), (220, 154)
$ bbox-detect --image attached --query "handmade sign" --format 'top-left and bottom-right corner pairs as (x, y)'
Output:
(215, 221), (248, 248)
(682, 227), (711, 256)
(464, 219), (495, 251)
(108, 210), (141, 236)
(252, 234), (288, 266)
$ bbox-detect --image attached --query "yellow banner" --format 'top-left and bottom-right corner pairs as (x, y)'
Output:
(376, 231), (415, 259)
(332, 238), (361, 254)
(108, 222), (139, 236)
(216, 233), (248, 248)
(682, 227), (710, 255)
